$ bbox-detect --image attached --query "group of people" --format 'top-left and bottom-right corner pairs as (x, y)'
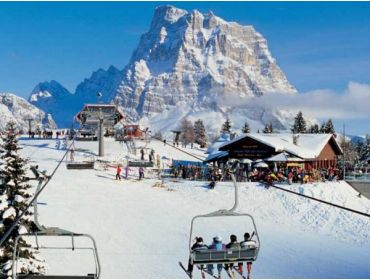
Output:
(249, 166), (341, 185)
(115, 164), (145, 180)
(28, 129), (66, 139)
(140, 148), (156, 163)
(187, 232), (256, 279)
(171, 164), (212, 181)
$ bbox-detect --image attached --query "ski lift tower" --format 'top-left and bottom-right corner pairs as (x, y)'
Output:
(171, 130), (181, 146)
(24, 117), (33, 133)
(75, 104), (124, 157)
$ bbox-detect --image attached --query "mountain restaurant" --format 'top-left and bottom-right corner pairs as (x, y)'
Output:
(208, 133), (343, 169)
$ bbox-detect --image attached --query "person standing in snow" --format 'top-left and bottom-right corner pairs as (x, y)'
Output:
(70, 147), (75, 162)
(140, 148), (145, 160)
(125, 164), (131, 179)
(139, 166), (144, 179)
(286, 170), (292, 185)
(156, 154), (161, 168)
(150, 149), (155, 162)
(116, 165), (122, 180)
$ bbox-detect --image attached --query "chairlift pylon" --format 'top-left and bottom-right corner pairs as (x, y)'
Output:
(186, 162), (260, 271)
(11, 166), (101, 279)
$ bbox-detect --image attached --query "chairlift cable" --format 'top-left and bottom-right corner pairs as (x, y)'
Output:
(0, 133), (76, 247)
(268, 183), (370, 218)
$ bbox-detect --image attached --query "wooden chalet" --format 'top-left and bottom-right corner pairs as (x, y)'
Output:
(206, 133), (343, 169)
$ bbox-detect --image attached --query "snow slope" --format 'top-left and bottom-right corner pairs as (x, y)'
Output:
(18, 137), (370, 278)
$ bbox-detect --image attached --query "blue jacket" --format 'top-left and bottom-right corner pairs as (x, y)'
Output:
(209, 241), (226, 251)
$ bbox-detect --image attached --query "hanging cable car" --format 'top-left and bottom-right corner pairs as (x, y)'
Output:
(11, 165), (101, 279)
(181, 160), (260, 278)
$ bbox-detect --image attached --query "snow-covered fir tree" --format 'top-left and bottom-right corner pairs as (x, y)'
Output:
(263, 123), (273, 133)
(338, 136), (358, 168)
(193, 119), (207, 148)
(319, 122), (326, 133)
(0, 121), (45, 276)
(324, 119), (335, 134)
(308, 124), (320, 133)
(180, 119), (195, 146)
(242, 122), (251, 133)
(291, 111), (307, 133)
(221, 118), (232, 134)
(356, 134), (370, 162)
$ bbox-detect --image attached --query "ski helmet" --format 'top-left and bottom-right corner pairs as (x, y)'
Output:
(213, 236), (222, 242)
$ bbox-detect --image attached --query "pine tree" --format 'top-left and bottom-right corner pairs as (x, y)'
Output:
(221, 118), (232, 134)
(291, 111), (307, 133)
(324, 119), (335, 134)
(308, 124), (320, 133)
(358, 134), (370, 162)
(262, 123), (273, 133)
(241, 122), (251, 133)
(193, 119), (207, 148)
(180, 119), (195, 146)
(319, 122), (326, 133)
(0, 122), (45, 276)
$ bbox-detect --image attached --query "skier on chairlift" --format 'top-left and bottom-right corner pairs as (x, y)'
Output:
(207, 236), (225, 278)
(187, 237), (208, 278)
(240, 232), (256, 278)
(224, 234), (241, 273)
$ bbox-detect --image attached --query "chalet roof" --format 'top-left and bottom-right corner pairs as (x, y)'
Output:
(219, 133), (342, 159)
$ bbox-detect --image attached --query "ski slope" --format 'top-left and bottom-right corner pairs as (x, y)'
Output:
(19, 137), (370, 279)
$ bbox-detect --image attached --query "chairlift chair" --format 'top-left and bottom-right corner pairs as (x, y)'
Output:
(12, 229), (101, 279)
(11, 166), (101, 279)
(187, 163), (260, 268)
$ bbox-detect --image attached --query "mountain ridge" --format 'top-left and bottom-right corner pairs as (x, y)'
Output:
(28, 5), (298, 134)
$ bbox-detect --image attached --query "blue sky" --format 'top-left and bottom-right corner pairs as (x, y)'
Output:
(0, 1), (369, 134)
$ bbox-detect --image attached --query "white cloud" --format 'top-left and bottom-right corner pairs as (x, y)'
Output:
(221, 81), (370, 121)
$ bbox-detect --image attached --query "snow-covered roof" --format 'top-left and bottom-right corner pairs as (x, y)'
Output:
(265, 152), (304, 162)
(206, 133), (230, 154)
(204, 151), (228, 163)
(220, 133), (342, 159)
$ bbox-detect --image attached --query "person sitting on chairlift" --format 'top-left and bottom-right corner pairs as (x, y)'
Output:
(207, 236), (225, 278)
(187, 237), (208, 278)
(225, 234), (241, 273)
(239, 232), (256, 277)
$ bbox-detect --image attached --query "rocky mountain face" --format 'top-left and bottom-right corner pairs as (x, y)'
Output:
(29, 80), (73, 128)
(29, 67), (122, 127)
(0, 93), (57, 131)
(29, 5), (298, 135)
(114, 6), (296, 122)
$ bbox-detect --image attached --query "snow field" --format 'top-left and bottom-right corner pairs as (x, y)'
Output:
(18, 137), (370, 278)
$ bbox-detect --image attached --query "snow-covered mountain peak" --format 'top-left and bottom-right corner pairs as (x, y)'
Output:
(29, 80), (71, 102)
(0, 93), (56, 130)
(28, 5), (299, 134)
(153, 5), (188, 25)
(115, 5), (297, 131)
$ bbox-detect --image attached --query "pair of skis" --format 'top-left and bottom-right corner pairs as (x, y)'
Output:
(179, 262), (248, 279)
(178, 262), (218, 279)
